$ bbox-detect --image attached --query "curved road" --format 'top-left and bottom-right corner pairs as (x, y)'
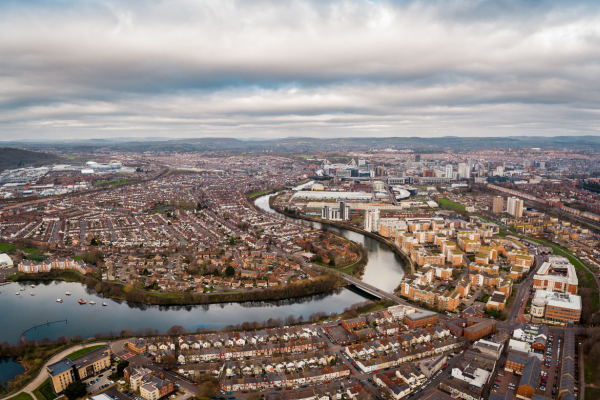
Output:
(2, 341), (108, 400)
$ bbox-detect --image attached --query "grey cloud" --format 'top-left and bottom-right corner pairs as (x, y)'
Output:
(0, 0), (600, 139)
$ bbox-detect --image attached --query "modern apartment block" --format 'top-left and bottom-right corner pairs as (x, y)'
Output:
(507, 197), (524, 218)
(124, 363), (175, 400)
(492, 196), (504, 214)
(533, 256), (578, 295)
(47, 347), (111, 394)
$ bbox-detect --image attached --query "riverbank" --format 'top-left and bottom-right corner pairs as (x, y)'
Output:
(9, 272), (348, 307)
(272, 202), (415, 275)
(0, 341), (108, 400)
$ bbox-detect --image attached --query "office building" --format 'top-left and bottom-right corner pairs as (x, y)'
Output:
(445, 165), (453, 179)
(415, 155), (421, 163)
(458, 163), (471, 179)
(293, 191), (373, 201)
(530, 290), (581, 323)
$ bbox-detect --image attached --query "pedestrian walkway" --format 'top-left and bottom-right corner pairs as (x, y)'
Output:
(2, 341), (108, 400)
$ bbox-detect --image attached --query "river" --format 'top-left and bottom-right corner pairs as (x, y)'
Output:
(253, 193), (405, 291)
(0, 281), (368, 343)
(0, 357), (24, 391)
(0, 186), (405, 344)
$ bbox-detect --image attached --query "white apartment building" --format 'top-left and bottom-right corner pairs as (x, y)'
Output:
(507, 197), (524, 218)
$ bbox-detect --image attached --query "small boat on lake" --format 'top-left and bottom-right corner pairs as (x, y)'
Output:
(30, 292), (35, 296)
(78, 299), (86, 304)
(102, 302), (108, 306)
(65, 292), (72, 296)
(56, 299), (63, 303)
(90, 301), (96, 305)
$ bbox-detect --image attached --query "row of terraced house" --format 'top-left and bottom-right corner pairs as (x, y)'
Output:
(17, 258), (96, 275)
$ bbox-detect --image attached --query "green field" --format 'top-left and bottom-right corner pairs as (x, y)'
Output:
(585, 352), (599, 386)
(11, 393), (34, 400)
(0, 242), (17, 252)
(585, 387), (600, 400)
(248, 190), (273, 198)
(66, 345), (105, 360)
(33, 379), (56, 400)
(437, 198), (466, 213)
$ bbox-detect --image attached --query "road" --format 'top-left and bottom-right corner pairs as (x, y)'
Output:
(2, 341), (108, 400)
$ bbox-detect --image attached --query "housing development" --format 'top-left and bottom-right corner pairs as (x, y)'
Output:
(1, 139), (600, 400)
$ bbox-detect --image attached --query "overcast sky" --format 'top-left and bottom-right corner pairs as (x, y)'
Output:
(1, 0), (600, 140)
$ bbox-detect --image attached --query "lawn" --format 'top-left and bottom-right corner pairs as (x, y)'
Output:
(585, 354), (600, 386)
(66, 345), (105, 360)
(585, 387), (600, 400)
(11, 393), (34, 400)
(248, 190), (273, 198)
(437, 198), (466, 213)
(474, 214), (489, 222)
(33, 379), (56, 400)
(0, 242), (16, 252)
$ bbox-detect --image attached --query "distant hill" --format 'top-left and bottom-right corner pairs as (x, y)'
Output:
(0, 147), (60, 172)
(8, 135), (600, 153)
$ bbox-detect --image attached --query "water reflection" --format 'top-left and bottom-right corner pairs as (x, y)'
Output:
(0, 280), (366, 343)
(0, 187), (404, 344)
(254, 192), (405, 292)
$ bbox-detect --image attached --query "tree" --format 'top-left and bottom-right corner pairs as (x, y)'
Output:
(117, 360), (130, 374)
(163, 354), (176, 369)
(64, 381), (87, 400)
(199, 380), (218, 398)
(82, 249), (104, 265)
(166, 325), (186, 335)
(225, 266), (235, 277)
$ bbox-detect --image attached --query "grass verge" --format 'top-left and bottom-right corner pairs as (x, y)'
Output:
(32, 379), (56, 400)
(248, 190), (274, 198)
(10, 393), (34, 400)
(66, 345), (105, 360)
(585, 387), (600, 400)
(437, 198), (466, 213)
